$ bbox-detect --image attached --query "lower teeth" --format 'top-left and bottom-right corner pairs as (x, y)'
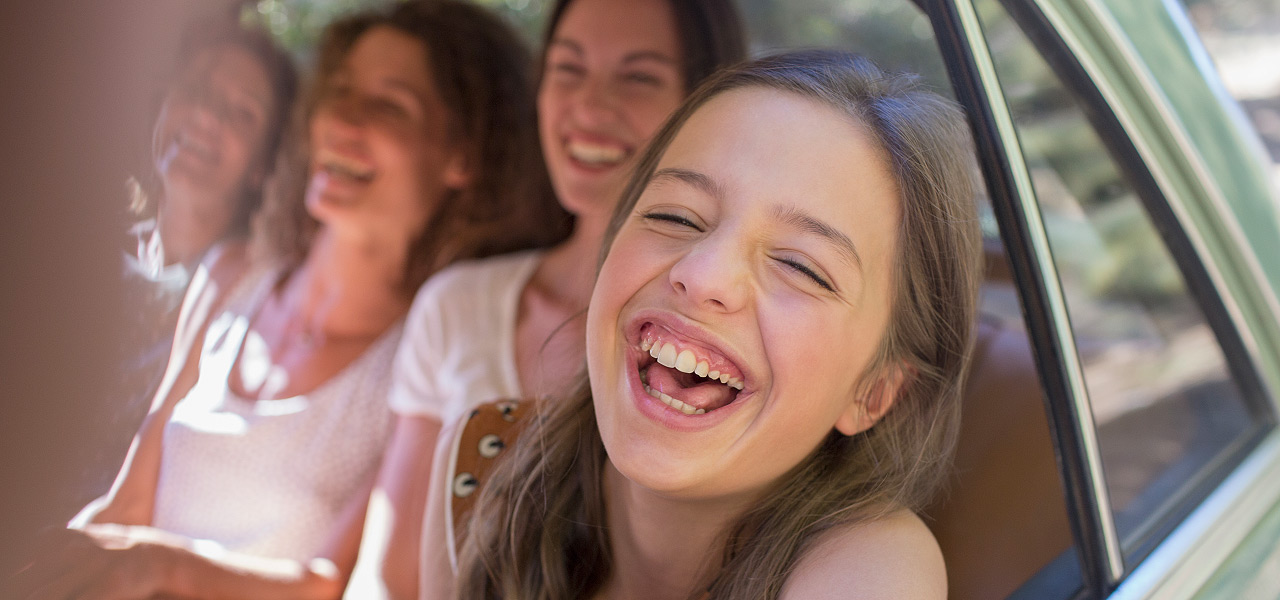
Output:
(643, 384), (705, 415)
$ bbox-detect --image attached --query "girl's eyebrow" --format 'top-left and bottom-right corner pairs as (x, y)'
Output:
(547, 38), (584, 56)
(621, 51), (678, 67)
(548, 39), (678, 67)
(650, 167), (725, 201)
(649, 167), (863, 272)
(771, 205), (862, 272)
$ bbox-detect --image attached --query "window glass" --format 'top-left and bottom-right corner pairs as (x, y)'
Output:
(974, 0), (1258, 570)
(1161, 0), (1279, 188)
(1092, 0), (1280, 294)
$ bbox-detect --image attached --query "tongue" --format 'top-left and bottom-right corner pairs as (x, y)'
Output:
(645, 363), (737, 412)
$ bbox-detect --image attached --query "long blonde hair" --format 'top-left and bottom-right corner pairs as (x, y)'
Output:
(458, 50), (983, 600)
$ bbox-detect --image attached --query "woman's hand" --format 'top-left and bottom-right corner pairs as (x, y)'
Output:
(10, 525), (175, 600)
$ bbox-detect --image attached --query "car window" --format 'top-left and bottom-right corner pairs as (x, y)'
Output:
(1095, 0), (1280, 295)
(1167, 0), (1280, 187)
(973, 0), (1269, 581)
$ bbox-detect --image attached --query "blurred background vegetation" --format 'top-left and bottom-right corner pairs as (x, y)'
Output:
(238, 0), (952, 94)
(236, 0), (1275, 309)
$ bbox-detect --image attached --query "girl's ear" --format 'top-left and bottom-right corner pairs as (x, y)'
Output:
(835, 362), (913, 436)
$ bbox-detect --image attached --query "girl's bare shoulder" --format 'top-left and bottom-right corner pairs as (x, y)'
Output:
(781, 508), (946, 600)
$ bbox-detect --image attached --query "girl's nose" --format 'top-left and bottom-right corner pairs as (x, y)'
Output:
(330, 95), (366, 128)
(569, 76), (619, 129)
(667, 233), (749, 314)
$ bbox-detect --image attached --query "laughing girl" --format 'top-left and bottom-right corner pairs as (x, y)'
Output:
(442, 50), (983, 599)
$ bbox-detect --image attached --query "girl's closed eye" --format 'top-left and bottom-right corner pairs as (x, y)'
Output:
(640, 209), (703, 232)
(622, 71), (664, 87)
(775, 255), (837, 292)
(549, 61), (586, 81)
(368, 96), (409, 119)
(228, 102), (260, 131)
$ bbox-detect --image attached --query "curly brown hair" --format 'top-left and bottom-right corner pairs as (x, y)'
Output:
(256, 0), (571, 293)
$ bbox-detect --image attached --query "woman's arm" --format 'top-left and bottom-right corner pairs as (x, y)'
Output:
(21, 472), (374, 600)
(417, 415), (463, 600)
(345, 414), (443, 600)
(74, 244), (249, 527)
(779, 509), (947, 600)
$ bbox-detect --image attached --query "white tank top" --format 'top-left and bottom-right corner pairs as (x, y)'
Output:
(152, 266), (400, 561)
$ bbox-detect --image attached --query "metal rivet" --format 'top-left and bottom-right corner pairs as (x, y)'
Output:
(478, 434), (504, 459)
(453, 473), (478, 498)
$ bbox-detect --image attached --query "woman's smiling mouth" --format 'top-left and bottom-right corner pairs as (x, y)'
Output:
(567, 139), (628, 167)
(314, 147), (375, 184)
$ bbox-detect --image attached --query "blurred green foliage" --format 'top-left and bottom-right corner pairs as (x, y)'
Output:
(240, 0), (549, 61)
(744, 0), (953, 97)
(978, 0), (1187, 308)
(241, 0), (951, 94)
(239, 0), (1200, 307)
(1180, 0), (1280, 32)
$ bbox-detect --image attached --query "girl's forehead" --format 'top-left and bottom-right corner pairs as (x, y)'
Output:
(659, 88), (885, 192)
(551, 0), (681, 60)
(650, 86), (901, 263)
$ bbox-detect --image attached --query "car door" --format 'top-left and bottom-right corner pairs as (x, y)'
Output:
(922, 0), (1280, 597)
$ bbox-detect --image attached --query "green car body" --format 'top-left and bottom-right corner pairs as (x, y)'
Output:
(992, 0), (1280, 596)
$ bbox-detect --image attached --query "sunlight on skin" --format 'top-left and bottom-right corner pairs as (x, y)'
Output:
(238, 327), (295, 401)
(239, 325), (273, 392)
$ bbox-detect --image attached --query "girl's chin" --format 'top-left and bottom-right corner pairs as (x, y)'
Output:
(554, 177), (628, 219)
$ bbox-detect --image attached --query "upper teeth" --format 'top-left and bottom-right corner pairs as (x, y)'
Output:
(567, 140), (626, 166)
(318, 150), (373, 180)
(642, 339), (744, 390)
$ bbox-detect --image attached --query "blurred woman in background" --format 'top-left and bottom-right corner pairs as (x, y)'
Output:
(13, 2), (559, 598)
(121, 20), (296, 424)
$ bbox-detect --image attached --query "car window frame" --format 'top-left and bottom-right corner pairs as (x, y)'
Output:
(983, 0), (1276, 570)
(918, 0), (1280, 597)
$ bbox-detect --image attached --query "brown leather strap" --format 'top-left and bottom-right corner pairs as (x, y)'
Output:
(449, 399), (532, 544)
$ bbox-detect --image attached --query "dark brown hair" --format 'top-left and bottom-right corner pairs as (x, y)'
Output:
(540, 0), (747, 93)
(458, 50), (983, 600)
(257, 0), (570, 292)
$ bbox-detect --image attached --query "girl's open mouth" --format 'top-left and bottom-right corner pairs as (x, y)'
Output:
(635, 323), (746, 416)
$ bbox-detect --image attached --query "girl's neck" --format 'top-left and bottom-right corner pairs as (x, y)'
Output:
(599, 462), (750, 600)
(533, 211), (611, 310)
(156, 199), (229, 269)
(281, 228), (412, 339)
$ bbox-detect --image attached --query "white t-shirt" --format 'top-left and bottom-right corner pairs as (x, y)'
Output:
(388, 250), (542, 424)
(152, 266), (399, 561)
